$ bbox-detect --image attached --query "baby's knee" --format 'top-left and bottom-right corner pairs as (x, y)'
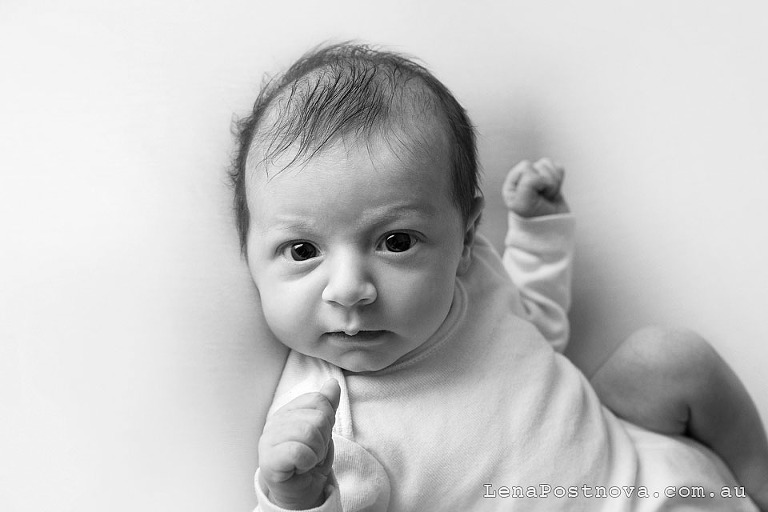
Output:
(621, 326), (720, 391)
(591, 326), (722, 433)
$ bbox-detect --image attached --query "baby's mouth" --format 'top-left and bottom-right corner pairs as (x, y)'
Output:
(326, 330), (387, 342)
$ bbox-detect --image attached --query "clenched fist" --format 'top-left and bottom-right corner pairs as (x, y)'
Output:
(502, 158), (569, 218)
(258, 379), (341, 509)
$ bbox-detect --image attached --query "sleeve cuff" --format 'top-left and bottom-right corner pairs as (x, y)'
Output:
(255, 469), (342, 512)
(505, 212), (576, 253)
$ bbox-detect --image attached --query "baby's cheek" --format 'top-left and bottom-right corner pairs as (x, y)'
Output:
(396, 277), (453, 337)
(259, 297), (288, 338)
(261, 285), (310, 337)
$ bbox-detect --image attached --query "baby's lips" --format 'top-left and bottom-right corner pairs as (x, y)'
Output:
(324, 330), (388, 342)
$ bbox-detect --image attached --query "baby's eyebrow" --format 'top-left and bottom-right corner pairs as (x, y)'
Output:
(265, 218), (316, 234)
(373, 203), (438, 221)
(262, 203), (438, 236)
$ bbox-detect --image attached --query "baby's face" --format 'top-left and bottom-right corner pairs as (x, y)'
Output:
(246, 132), (474, 372)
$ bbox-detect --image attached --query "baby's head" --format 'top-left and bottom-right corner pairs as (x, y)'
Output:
(230, 43), (483, 372)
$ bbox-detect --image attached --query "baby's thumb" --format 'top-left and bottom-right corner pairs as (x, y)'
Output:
(319, 378), (342, 412)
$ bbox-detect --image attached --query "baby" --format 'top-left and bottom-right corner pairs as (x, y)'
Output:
(230, 43), (768, 511)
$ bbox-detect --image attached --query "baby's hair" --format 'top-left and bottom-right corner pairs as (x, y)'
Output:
(229, 42), (479, 257)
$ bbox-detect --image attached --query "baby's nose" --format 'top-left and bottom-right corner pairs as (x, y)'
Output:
(321, 258), (377, 308)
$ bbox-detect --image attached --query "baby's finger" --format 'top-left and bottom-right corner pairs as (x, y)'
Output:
(516, 171), (549, 197)
(319, 379), (341, 413)
(277, 387), (338, 420)
(503, 160), (533, 191)
(263, 440), (324, 480)
(502, 160), (536, 208)
(315, 437), (335, 477)
(266, 410), (332, 448)
(533, 157), (564, 180)
(532, 159), (565, 199)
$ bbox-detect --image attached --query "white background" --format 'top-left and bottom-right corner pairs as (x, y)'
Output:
(2, 1), (767, 510)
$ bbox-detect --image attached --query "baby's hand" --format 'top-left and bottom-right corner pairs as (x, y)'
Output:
(258, 379), (341, 510)
(502, 158), (569, 218)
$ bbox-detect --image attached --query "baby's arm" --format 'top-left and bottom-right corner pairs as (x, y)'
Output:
(256, 379), (343, 511)
(501, 158), (574, 352)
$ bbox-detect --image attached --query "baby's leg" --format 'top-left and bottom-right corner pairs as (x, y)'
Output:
(590, 327), (768, 510)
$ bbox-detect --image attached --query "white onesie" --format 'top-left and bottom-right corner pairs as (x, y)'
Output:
(255, 214), (757, 511)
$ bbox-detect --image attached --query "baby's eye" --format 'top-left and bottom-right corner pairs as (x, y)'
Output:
(288, 242), (318, 261)
(382, 232), (416, 253)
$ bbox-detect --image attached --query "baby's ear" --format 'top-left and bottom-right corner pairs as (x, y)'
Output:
(457, 196), (484, 276)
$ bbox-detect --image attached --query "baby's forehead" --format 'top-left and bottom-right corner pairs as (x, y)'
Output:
(246, 128), (458, 232)
(248, 111), (451, 189)
(249, 123), (450, 191)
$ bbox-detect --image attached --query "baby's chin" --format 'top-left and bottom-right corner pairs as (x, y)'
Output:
(328, 345), (410, 374)
(275, 329), (428, 373)
(328, 350), (398, 373)
(308, 330), (401, 372)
